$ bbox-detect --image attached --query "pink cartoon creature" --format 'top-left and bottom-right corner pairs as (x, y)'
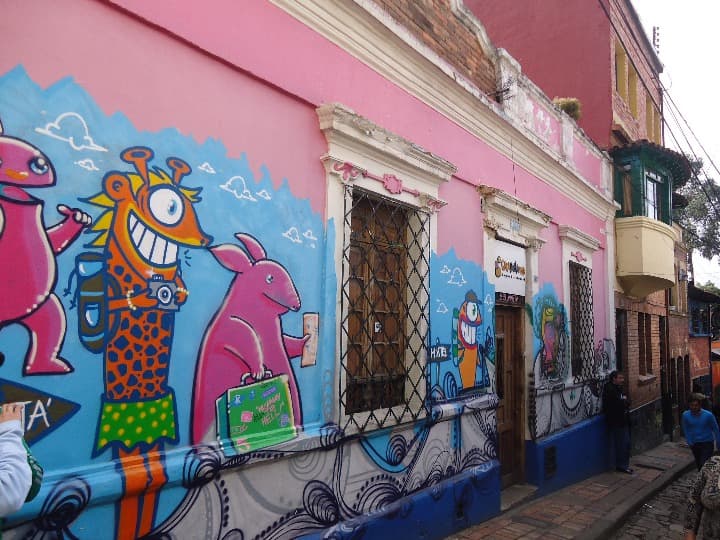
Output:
(191, 233), (308, 444)
(0, 118), (91, 374)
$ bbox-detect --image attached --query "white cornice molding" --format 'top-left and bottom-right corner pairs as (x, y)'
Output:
(270, 0), (617, 220)
(318, 103), (456, 197)
(479, 185), (550, 246)
(558, 225), (601, 251)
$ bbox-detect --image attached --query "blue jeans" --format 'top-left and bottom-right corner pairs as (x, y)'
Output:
(610, 425), (630, 470)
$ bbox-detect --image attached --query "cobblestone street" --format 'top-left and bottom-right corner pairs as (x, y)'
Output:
(610, 470), (697, 540)
(446, 442), (695, 540)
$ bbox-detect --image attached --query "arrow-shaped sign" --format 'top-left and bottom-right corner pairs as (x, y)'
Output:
(0, 378), (80, 445)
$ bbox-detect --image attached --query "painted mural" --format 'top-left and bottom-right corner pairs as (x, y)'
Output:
(527, 285), (614, 440)
(192, 232), (313, 448)
(0, 67), (329, 539)
(0, 68), (500, 540)
(81, 146), (213, 539)
(429, 251), (496, 402)
(0, 116), (91, 376)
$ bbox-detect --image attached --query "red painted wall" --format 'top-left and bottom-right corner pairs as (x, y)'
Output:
(467, 0), (613, 147)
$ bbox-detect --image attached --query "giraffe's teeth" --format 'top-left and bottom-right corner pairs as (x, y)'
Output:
(138, 228), (156, 261)
(151, 237), (167, 265)
(131, 221), (146, 246)
(164, 242), (178, 265)
(128, 211), (178, 267)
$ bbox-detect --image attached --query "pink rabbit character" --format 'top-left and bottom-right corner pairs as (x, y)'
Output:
(0, 118), (91, 375)
(192, 233), (308, 444)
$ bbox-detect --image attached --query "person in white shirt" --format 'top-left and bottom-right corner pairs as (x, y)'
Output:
(0, 402), (31, 517)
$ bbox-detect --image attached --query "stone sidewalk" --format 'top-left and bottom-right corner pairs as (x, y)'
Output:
(446, 441), (695, 540)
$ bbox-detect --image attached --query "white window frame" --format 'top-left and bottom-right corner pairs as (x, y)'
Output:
(480, 186), (551, 414)
(559, 225), (600, 380)
(318, 103), (455, 434)
(645, 170), (660, 220)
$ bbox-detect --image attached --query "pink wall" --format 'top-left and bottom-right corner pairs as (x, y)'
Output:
(574, 136), (605, 189)
(3, 0), (607, 293)
(528, 97), (562, 154)
(467, 0), (613, 148)
(1, 0), (329, 214)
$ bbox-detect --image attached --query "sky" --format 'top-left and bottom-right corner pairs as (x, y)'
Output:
(632, 0), (720, 285)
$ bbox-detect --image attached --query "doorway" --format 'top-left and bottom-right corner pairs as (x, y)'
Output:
(495, 306), (524, 488)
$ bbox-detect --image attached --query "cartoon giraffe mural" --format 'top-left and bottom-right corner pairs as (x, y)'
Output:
(452, 290), (490, 391)
(0, 117), (91, 375)
(85, 147), (211, 540)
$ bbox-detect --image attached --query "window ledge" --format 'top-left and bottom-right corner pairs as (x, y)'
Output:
(638, 374), (657, 386)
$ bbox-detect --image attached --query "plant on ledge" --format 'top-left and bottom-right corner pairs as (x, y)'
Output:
(553, 97), (582, 121)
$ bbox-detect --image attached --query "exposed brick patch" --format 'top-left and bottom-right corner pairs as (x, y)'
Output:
(373, 0), (497, 95)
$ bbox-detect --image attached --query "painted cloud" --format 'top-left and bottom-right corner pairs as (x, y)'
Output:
(35, 112), (107, 152)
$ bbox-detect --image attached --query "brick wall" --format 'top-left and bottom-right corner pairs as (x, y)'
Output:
(615, 290), (664, 409)
(373, 0), (497, 95)
(609, 0), (663, 145)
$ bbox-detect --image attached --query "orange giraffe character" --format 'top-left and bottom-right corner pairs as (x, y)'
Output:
(86, 147), (211, 540)
(454, 290), (489, 390)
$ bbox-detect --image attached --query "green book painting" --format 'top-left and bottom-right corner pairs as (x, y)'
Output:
(215, 374), (297, 456)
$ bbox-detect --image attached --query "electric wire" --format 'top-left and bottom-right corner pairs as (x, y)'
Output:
(596, 0), (720, 224)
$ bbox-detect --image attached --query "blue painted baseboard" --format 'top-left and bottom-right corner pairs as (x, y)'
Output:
(525, 415), (612, 496)
(302, 461), (501, 540)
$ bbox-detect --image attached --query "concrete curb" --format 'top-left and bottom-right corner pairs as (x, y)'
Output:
(582, 458), (696, 540)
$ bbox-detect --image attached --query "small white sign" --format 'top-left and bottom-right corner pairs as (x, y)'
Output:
(491, 241), (526, 295)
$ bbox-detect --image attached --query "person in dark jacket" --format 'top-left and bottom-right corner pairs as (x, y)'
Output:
(603, 370), (633, 474)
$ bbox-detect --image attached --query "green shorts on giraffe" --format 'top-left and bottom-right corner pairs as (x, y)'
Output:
(95, 392), (179, 454)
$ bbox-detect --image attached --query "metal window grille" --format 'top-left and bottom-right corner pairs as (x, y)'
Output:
(637, 312), (654, 375)
(569, 261), (595, 381)
(645, 313), (653, 373)
(340, 187), (429, 432)
(615, 309), (627, 371)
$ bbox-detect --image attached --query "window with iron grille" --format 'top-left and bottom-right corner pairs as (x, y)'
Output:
(569, 261), (594, 380)
(340, 187), (429, 432)
(638, 312), (653, 375)
(615, 309), (627, 371)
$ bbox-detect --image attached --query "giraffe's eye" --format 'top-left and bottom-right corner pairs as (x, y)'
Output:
(149, 187), (184, 225)
(29, 156), (49, 175)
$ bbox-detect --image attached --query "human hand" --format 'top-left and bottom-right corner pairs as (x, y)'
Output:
(0, 402), (23, 424)
(684, 530), (696, 540)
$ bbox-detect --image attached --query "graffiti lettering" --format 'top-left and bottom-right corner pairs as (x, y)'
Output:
(257, 392), (281, 413)
(18, 399), (52, 432)
(494, 255), (526, 280)
(495, 292), (524, 306)
(429, 344), (450, 361)
(0, 378), (80, 444)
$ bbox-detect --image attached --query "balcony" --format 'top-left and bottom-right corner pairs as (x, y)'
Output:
(615, 216), (677, 298)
